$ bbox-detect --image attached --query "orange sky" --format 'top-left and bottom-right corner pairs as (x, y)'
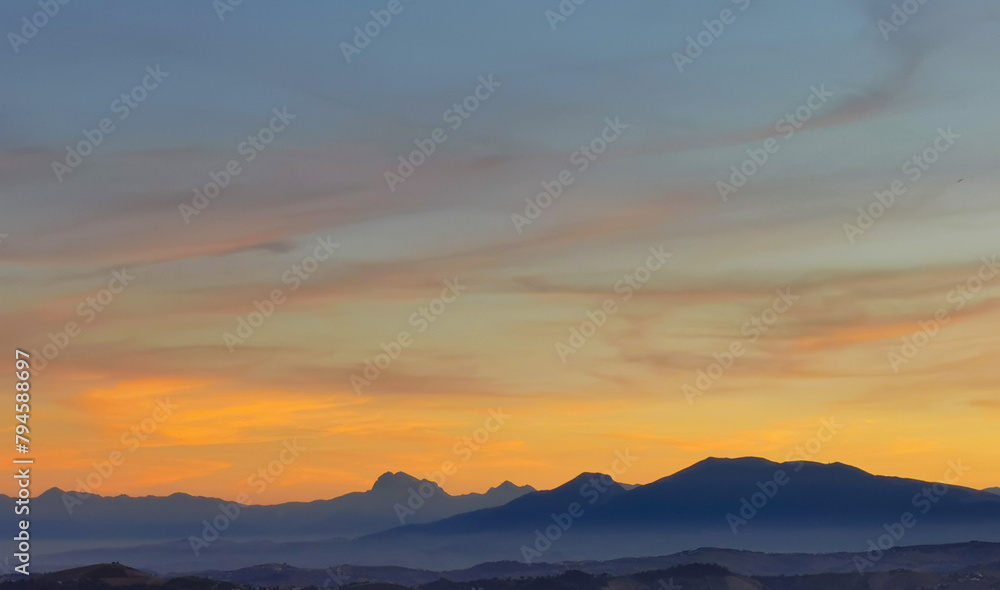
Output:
(8, 253), (1000, 502)
(2, 0), (999, 503)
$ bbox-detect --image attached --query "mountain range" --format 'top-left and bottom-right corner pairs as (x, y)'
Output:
(10, 547), (1000, 590)
(6, 471), (534, 549)
(186, 540), (1000, 584)
(16, 457), (1000, 572)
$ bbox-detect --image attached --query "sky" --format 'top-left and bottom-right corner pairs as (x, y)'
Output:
(1, 0), (999, 503)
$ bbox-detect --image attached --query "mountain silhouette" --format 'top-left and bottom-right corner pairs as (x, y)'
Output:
(583, 456), (996, 528)
(337, 457), (1000, 568)
(370, 472), (435, 495)
(1, 473), (534, 546)
(375, 472), (628, 535)
(27, 458), (1000, 571)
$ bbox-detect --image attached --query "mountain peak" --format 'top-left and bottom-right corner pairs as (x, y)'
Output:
(490, 480), (533, 492)
(370, 471), (444, 496)
(481, 481), (535, 503)
(682, 456), (872, 477)
(39, 486), (69, 499)
(371, 471), (419, 491)
(559, 472), (621, 490)
(44, 563), (159, 584)
(692, 456), (778, 468)
(663, 456), (773, 480)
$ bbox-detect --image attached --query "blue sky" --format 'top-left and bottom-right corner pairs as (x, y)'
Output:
(1, 0), (1000, 499)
